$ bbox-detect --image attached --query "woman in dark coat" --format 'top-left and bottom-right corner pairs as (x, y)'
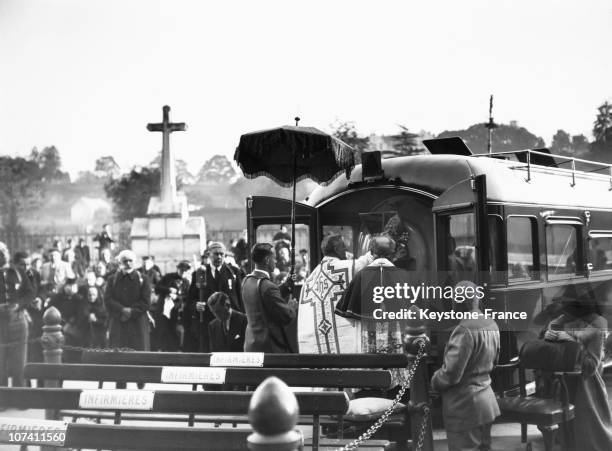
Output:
(544, 295), (612, 451)
(78, 286), (108, 348)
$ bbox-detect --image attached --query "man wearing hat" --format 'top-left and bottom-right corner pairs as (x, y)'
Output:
(187, 242), (243, 352)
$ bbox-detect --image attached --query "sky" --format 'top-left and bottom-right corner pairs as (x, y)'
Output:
(0, 0), (611, 178)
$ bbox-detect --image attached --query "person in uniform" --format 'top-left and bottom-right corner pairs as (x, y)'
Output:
(104, 249), (151, 350)
(431, 280), (500, 451)
(242, 243), (297, 353)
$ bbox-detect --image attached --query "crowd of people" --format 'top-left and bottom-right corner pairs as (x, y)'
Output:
(0, 225), (307, 390)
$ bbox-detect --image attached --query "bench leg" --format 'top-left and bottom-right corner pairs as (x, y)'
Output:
(541, 425), (558, 451)
(521, 422), (527, 443)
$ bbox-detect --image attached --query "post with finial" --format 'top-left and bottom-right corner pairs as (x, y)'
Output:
(40, 306), (65, 449)
(247, 377), (303, 451)
(404, 305), (434, 451)
(485, 94), (498, 154)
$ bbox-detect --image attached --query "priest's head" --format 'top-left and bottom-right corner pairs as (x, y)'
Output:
(321, 235), (347, 260)
(369, 235), (396, 260)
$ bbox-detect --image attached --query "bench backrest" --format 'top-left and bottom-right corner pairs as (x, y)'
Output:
(0, 387), (348, 415)
(25, 363), (392, 389)
(82, 351), (409, 368)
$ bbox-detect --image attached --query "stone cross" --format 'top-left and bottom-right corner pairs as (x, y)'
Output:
(147, 105), (187, 208)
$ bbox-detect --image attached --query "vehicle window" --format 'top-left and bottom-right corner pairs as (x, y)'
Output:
(322, 225), (354, 257)
(438, 212), (477, 283)
(255, 223), (310, 281)
(507, 217), (538, 281)
(353, 196), (430, 271)
(588, 233), (612, 271)
(546, 224), (580, 279)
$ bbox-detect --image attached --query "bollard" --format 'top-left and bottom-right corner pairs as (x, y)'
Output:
(41, 306), (64, 367)
(247, 376), (303, 451)
(404, 305), (434, 451)
(40, 306), (64, 451)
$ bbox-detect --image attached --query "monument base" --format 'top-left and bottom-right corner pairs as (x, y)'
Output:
(130, 195), (206, 273)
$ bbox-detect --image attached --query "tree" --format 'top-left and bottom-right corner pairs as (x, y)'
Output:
(95, 156), (121, 179)
(593, 101), (612, 143)
(437, 122), (545, 154)
(591, 101), (612, 154)
(75, 170), (103, 184)
(385, 125), (423, 157)
(0, 157), (42, 249)
(196, 155), (237, 184)
(330, 121), (369, 163)
(149, 153), (194, 185)
(571, 134), (590, 155)
(29, 145), (69, 182)
(104, 167), (160, 222)
(551, 129), (572, 156)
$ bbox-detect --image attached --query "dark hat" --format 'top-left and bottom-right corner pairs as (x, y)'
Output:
(65, 276), (78, 285)
(177, 260), (192, 271)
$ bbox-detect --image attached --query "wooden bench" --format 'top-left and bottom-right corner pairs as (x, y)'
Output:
(0, 377), (390, 450)
(82, 350), (410, 369)
(0, 386), (356, 450)
(8, 306), (427, 450)
(25, 363), (392, 389)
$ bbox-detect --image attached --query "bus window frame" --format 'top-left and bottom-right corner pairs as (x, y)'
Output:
(435, 207), (477, 273)
(488, 214), (506, 286)
(505, 214), (540, 285)
(544, 216), (584, 281)
(587, 230), (612, 274)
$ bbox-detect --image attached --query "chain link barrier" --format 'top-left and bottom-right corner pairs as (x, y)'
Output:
(0, 336), (42, 349)
(336, 340), (429, 451)
(0, 337), (136, 354)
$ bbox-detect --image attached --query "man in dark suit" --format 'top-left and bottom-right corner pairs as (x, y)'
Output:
(242, 243), (297, 353)
(207, 292), (247, 352)
(187, 243), (243, 352)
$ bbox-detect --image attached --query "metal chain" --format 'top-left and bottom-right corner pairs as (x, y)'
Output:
(416, 404), (430, 451)
(338, 340), (428, 451)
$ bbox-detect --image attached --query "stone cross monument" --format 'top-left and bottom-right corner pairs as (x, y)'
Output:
(146, 105), (185, 211)
(130, 105), (206, 273)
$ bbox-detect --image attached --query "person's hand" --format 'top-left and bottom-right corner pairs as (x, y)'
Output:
(31, 297), (43, 311)
(555, 331), (574, 342)
(196, 301), (206, 312)
(175, 324), (185, 347)
(89, 313), (97, 323)
(544, 329), (559, 341)
(288, 297), (298, 311)
(120, 307), (132, 321)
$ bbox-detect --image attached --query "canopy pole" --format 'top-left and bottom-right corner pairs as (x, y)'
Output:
(290, 150), (297, 277)
(290, 116), (300, 278)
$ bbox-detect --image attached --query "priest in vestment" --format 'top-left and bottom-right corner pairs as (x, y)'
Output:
(298, 235), (371, 354)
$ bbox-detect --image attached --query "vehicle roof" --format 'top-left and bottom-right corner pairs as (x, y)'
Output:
(305, 154), (612, 210)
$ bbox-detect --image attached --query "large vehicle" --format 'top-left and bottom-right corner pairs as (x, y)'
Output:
(245, 137), (612, 375)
